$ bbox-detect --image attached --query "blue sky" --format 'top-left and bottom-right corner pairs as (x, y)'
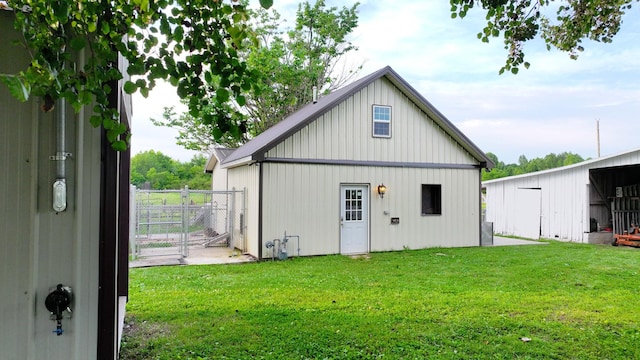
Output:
(131, 1), (640, 164)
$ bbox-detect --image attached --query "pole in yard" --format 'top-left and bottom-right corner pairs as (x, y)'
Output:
(596, 119), (601, 158)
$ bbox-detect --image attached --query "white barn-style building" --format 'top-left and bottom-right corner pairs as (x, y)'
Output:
(211, 66), (494, 260)
(483, 148), (640, 243)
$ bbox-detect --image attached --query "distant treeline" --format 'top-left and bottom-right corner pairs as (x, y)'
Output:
(483, 152), (586, 181)
(130, 150), (211, 190)
(131, 150), (585, 188)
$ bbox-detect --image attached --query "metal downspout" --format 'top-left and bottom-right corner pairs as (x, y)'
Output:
(479, 168), (482, 246)
(258, 162), (263, 260)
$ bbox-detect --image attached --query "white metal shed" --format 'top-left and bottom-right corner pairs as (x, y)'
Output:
(483, 148), (640, 243)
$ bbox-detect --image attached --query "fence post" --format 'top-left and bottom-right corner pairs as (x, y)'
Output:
(130, 185), (137, 259)
(242, 187), (247, 252)
(229, 187), (236, 249)
(182, 185), (189, 258)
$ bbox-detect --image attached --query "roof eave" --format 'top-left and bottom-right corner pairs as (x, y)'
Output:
(221, 155), (254, 169)
(204, 154), (217, 174)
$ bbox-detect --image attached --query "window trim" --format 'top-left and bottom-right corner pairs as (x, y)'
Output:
(421, 184), (442, 216)
(372, 105), (392, 138)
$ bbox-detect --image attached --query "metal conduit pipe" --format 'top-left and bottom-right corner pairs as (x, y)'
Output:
(52, 99), (69, 212)
(286, 234), (300, 257)
(281, 231), (301, 259)
(266, 232), (301, 260)
(274, 239), (281, 260)
(278, 236), (288, 260)
(56, 99), (66, 178)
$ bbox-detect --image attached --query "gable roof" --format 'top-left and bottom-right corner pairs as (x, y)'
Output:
(204, 147), (235, 173)
(222, 66), (494, 169)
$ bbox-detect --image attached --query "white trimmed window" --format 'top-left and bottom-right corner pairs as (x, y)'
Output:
(372, 105), (391, 138)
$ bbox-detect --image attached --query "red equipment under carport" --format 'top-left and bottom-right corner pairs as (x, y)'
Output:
(613, 231), (640, 248)
(611, 188), (640, 248)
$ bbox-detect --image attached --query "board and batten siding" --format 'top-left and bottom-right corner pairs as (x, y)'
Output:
(485, 149), (640, 242)
(261, 163), (481, 257)
(1, 12), (104, 359)
(266, 77), (477, 165)
(227, 164), (260, 255)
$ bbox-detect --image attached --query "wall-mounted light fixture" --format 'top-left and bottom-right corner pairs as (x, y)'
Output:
(377, 183), (387, 198)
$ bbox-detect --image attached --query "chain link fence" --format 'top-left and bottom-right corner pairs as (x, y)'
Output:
(130, 186), (245, 259)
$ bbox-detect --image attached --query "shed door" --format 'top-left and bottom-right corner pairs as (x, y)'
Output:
(340, 185), (369, 254)
(515, 188), (541, 240)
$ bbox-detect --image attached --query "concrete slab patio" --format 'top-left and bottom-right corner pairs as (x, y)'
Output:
(129, 246), (256, 268)
(492, 236), (548, 246)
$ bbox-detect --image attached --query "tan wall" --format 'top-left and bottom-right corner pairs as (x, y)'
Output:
(210, 163), (228, 191)
(261, 163), (481, 257)
(227, 164), (260, 256)
(0, 31), (38, 358)
(0, 12), (102, 359)
(267, 77), (477, 165)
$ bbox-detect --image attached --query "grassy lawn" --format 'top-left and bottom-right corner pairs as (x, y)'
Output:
(121, 241), (640, 359)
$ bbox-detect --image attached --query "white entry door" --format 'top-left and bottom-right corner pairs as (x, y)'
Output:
(340, 185), (369, 254)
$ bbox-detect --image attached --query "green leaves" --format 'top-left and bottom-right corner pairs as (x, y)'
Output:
(216, 88), (230, 103)
(52, 1), (70, 23)
(69, 37), (87, 51)
(0, 75), (30, 102)
(155, 0), (362, 150)
(450, 0), (636, 75)
(259, 0), (274, 9)
(124, 81), (138, 94)
(234, 0), (361, 138)
(2, 0), (278, 152)
(129, 150), (211, 189)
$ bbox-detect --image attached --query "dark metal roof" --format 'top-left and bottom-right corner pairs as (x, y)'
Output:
(213, 147), (235, 162)
(205, 147), (235, 173)
(222, 66), (494, 169)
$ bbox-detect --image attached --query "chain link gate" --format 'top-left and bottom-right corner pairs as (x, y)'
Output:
(130, 186), (245, 259)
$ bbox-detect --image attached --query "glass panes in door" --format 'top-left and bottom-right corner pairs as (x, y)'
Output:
(344, 189), (363, 221)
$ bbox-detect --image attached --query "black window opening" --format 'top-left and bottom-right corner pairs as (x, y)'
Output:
(421, 184), (442, 215)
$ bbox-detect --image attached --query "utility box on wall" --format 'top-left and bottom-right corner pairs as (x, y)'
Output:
(481, 222), (494, 246)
